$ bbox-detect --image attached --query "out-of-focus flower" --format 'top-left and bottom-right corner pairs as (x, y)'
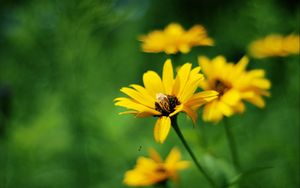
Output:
(139, 23), (214, 54)
(248, 34), (300, 58)
(123, 147), (190, 186)
(115, 59), (218, 143)
(198, 56), (271, 123)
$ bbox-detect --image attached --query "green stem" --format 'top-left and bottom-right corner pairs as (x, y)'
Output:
(154, 180), (168, 188)
(223, 118), (240, 171)
(171, 117), (217, 188)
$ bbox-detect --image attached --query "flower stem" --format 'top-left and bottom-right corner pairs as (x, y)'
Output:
(223, 118), (240, 171)
(171, 117), (217, 188)
(154, 180), (168, 188)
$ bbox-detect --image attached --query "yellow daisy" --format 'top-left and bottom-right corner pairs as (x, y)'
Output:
(123, 147), (190, 186)
(114, 59), (218, 143)
(248, 34), (300, 58)
(198, 56), (271, 123)
(139, 23), (214, 54)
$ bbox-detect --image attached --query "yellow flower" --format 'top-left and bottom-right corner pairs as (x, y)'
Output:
(248, 34), (300, 58)
(139, 23), (214, 54)
(114, 59), (218, 143)
(123, 147), (190, 186)
(198, 56), (271, 123)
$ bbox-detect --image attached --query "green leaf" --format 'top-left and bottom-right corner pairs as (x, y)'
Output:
(227, 166), (274, 186)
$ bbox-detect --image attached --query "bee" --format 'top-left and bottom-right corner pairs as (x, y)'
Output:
(138, 145), (142, 151)
(155, 93), (180, 116)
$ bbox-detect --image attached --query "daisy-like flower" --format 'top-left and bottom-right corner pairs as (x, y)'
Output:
(114, 59), (218, 143)
(139, 23), (214, 54)
(248, 34), (300, 58)
(198, 56), (271, 123)
(123, 147), (190, 187)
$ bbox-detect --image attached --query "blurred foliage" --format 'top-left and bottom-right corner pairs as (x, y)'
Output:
(0, 0), (299, 187)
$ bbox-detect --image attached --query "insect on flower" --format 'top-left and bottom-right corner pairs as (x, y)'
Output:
(115, 59), (218, 143)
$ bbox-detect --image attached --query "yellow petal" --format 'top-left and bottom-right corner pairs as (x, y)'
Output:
(182, 105), (198, 123)
(200, 38), (214, 46)
(176, 161), (190, 170)
(246, 96), (266, 108)
(165, 23), (184, 36)
(165, 46), (177, 54)
(162, 59), (174, 94)
(115, 98), (160, 116)
(172, 63), (192, 97)
(123, 170), (154, 186)
(120, 87), (155, 108)
(240, 91), (255, 99)
(213, 56), (227, 71)
(135, 111), (159, 118)
(236, 56), (249, 71)
(233, 102), (245, 113)
(148, 148), (162, 163)
(179, 44), (191, 53)
(198, 56), (211, 76)
(186, 90), (218, 109)
(248, 69), (265, 77)
(179, 66), (203, 103)
(203, 100), (223, 122)
(166, 150), (190, 181)
(221, 89), (241, 106)
(124, 157), (159, 186)
(135, 157), (158, 170)
(153, 117), (171, 143)
(165, 147), (181, 166)
(194, 90), (219, 101)
(130, 84), (156, 102)
(143, 71), (165, 97)
(119, 110), (137, 115)
(251, 79), (271, 89)
(218, 101), (234, 117)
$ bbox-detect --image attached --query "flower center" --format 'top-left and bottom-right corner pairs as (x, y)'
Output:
(155, 93), (180, 116)
(155, 166), (167, 173)
(214, 80), (231, 97)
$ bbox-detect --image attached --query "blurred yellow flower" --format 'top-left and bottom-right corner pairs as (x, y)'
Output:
(198, 56), (271, 123)
(248, 34), (300, 58)
(139, 23), (214, 54)
(123, 147), (190, 186)
(115, 59), (218, 143)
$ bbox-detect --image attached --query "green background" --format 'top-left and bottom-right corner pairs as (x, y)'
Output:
(0, 0), (299, 187)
